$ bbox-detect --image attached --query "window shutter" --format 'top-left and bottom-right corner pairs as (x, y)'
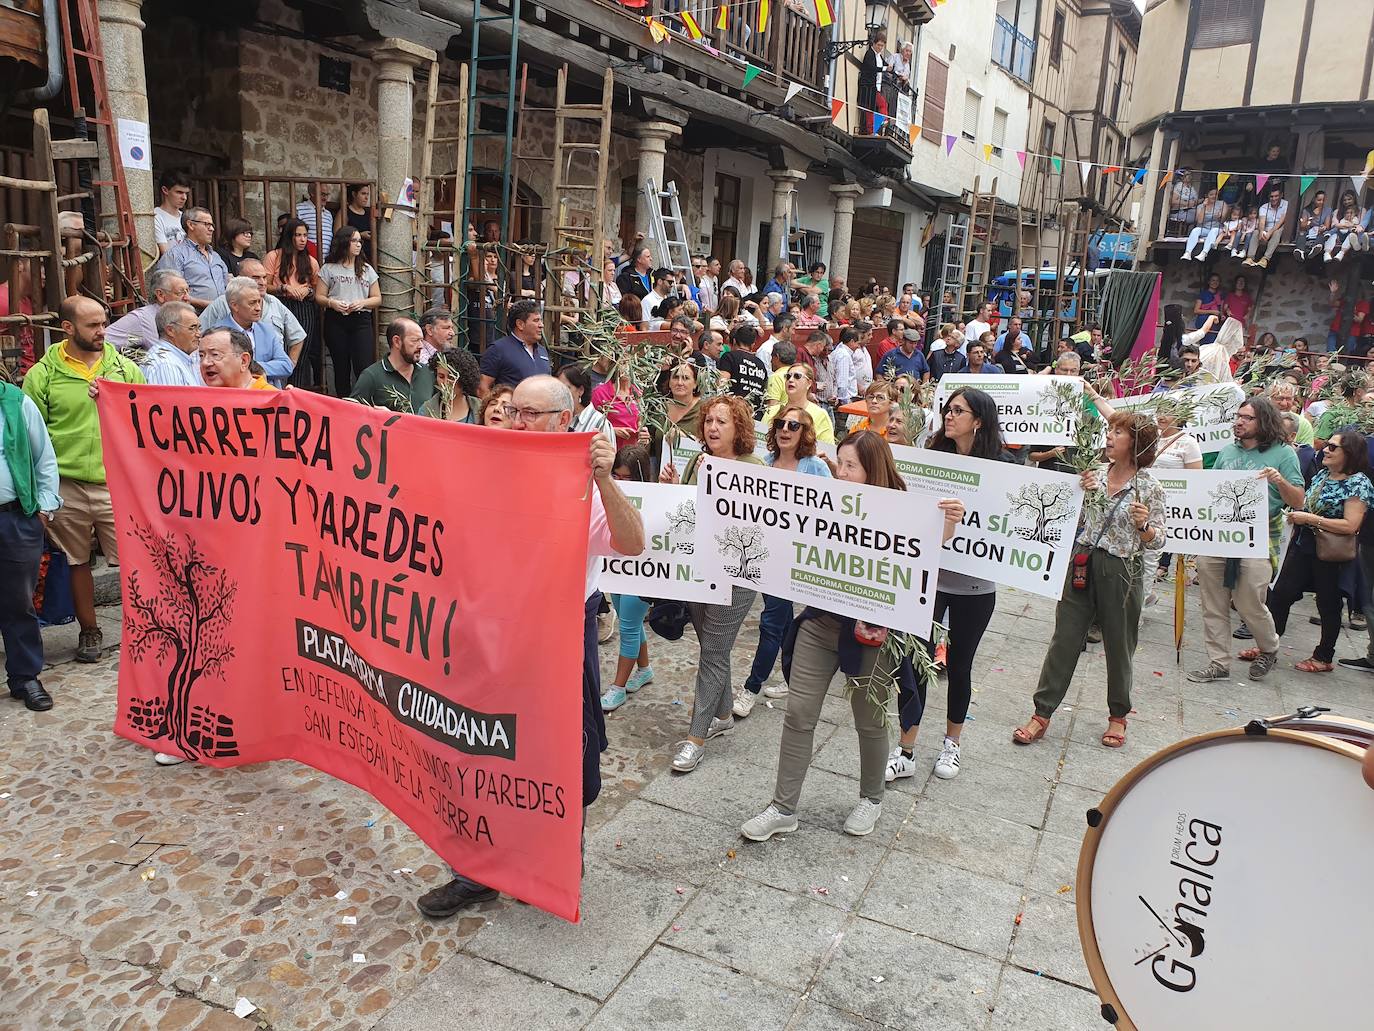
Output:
(921, 56), (948, 145)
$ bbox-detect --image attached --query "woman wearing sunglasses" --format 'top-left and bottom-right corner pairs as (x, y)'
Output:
(661, 395), (763, 773)
(742, 430), (964, 841)
(734, 407), (832, 720)
(888, 387), (1008, 783)
(1264, 430), (1373, 673)
(763, 363), (836, 443)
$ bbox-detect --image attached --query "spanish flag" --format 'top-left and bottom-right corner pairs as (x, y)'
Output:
(757, 0), (769, 33)
(814, 0), (834, 28)
(716, 4), (728, 29)
(680, 10), (704, 39)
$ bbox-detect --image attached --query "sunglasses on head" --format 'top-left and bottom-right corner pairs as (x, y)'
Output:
(773, 418), (803, 432)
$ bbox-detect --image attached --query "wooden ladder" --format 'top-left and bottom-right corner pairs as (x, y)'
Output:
(416, 58), (470, 316)
(958, 176), (998, 319)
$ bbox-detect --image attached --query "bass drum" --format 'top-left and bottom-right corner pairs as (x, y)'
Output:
(1261, 712), (1374, 750)
(1076, 727), (1374, 1029)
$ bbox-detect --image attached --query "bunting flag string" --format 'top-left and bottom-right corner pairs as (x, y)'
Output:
(680, 11), (704, 40)
(1079, 160), (1093, 183)
(1016, 150), (1027, 169)
(646, 16), (669, 43)
(1051, 157), (1062, 174)
(715, 3), (727, 29)
(757, 0), (769, 33)
(874, 113), (887, 134)
(1301, 174), (1317, 194)
(983, 144), (993, 162)
(783, 81), (804, 103)
(830, 98), (844, 123)
(742, 63), (763, 86)
(945, 134), (957, 155)
(814, 0), (834, 29)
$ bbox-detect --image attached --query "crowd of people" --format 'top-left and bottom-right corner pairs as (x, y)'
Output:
(6, 205), (1374, 926)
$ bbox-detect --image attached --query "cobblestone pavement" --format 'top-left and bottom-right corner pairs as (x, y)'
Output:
(2, 582), (1371, 1030)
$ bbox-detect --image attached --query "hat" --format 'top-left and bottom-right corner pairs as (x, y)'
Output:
(903, 329), (921, 341)
(647, 600), (692, 641)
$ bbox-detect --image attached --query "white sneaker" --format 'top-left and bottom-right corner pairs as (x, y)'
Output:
(1180, 251), (1193, 261)
(707, 715), (734, 738)
(843, 799), (882, 837)
(762, 682), (789, 699)
(671, 740), (704, 773)
(741, 804), (798, 841)
(933, 737), (961, 780)
(732, 690), (757, 719)
(596, 609), (618, 644)
(154, 752), (186, 766)
(884, 747), (917, 782)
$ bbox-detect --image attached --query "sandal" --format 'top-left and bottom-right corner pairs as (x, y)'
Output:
(1295, 658), (1334, 673)
(1237, 647), (1262, 661)
(1102, 717), (1127, 748)
(1012, 714), (1050, 745)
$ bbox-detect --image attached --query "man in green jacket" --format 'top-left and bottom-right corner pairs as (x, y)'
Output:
(22, 295), (145, 662)
(349, 317), (435, 413)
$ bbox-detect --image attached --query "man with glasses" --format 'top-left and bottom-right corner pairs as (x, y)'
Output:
(417, 375), (643, 920)
(695, 256), (720, 312)
(199, 257), (306, 366)
(105, 269), (190, 351)
(141, 301), (203, 386)
(155, 206), (228, 311)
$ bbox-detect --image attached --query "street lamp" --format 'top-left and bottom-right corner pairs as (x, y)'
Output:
(820, 0), (890, 60)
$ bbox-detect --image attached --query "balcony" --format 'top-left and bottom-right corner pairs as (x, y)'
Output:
(992, 14), (1034, 84)
(637, 0), (828, 95)
(846, 79), (917, 170)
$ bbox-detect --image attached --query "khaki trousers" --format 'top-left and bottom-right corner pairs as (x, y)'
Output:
(1195, 556), (1279, 665)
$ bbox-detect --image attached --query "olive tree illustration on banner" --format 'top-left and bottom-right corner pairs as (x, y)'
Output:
(1210, 479), (1263, 523)
(666, 500), (697, 554)
(716, 525), (769, 581)
(123, 523), (240, 759)
(1006, 482), (1076, 543)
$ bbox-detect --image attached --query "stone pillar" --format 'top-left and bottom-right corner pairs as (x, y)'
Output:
(373, 37), (436, 328)
(634, 120), (684, 255)
(827, 183), (866, 282)
(766, 168), (806, 267)
(97, 0), (155, 260)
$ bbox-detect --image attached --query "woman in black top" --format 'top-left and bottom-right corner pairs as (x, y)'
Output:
(344, 184), (374, 262)
(857, 32), (888, 135)
(218, 217), (258, 277)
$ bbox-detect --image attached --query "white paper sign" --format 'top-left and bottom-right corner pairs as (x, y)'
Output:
(1157, 469), (1268, 558)
(890, 446), (1085, 599)
(934, 375), (1083, 446)
(117, 118), (152, 171)
(694, 459), (943, 635)
(600, 482), (729, 603)
(1113, 383), (1245, 455)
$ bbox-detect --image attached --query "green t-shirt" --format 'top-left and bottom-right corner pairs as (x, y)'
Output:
(797, 276), (831, 317)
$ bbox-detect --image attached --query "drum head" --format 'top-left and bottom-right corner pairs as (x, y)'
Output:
(1265, 713), (1374, 750)
(1078, 729), (1373, 1030)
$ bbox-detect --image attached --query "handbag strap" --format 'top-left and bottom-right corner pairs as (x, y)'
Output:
(1090, 490), (1131, 553)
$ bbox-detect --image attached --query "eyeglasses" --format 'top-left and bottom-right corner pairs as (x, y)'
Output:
(188, 219), (214, 228)
(500, 404), (562, 422)
(946, 405), (971, 416)
(786, 372), (809, 381)
(773, 419), (803, 432)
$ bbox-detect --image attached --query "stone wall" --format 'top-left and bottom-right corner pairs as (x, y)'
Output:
(1152, 254), (1365, 346)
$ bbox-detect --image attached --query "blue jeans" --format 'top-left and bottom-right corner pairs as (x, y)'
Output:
(744, 594), (794, 694)
(0, 508), (45, 684)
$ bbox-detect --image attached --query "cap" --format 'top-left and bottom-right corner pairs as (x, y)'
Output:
(903, 329), (921, 341)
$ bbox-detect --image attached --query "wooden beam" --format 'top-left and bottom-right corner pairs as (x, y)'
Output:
(49, 139), (99, 162)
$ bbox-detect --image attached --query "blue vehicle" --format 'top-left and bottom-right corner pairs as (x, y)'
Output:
(988, 266), (1111, 325)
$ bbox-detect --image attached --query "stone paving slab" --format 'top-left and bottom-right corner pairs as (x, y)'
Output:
(3, 582), (1369, 1030)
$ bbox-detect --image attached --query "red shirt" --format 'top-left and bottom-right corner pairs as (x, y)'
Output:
(868, 335), (900, 368)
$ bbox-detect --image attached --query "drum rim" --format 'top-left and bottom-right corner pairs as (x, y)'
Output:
(1074, 726), (1365, 1031)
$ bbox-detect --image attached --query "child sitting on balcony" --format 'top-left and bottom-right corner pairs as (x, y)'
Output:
(1324, 189), (1371, 263)
(1220, 207), (1258, 259)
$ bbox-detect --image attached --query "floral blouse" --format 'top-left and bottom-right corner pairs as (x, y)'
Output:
(1075, 465), (1168, 562)
(1304, 469), (1374, 517)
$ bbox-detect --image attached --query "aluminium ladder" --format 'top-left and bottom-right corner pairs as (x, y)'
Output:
(643, 178), (694, 282)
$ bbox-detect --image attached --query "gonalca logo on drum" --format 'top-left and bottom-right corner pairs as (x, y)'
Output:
(1136, 811), (1222, 993)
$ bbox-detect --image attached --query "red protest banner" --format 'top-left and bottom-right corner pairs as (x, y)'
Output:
(96, 385), (591, 921)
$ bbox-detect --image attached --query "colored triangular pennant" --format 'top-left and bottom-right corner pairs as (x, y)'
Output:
(1103, 165), (1120, 175)
(716, 3), (728, 29)
(1300, 174), (1317, 194)
(1080, 160), (1093, 182)
(743, 63), (763, 86)
(983, 144), (993, 162)
(874, 113), (887, 134)
(680, 11), (704, 39)
(1158, 169), (1174, 190)
(1051, 156), (1063, 174)
(814, 0), (834, 28)
(945, 134), (957, 155)
(757, 0), (769, 33)
(1133, 167), (1147, 184)
(909, 123), (920, 146)
(646, 17), (669, 43)
(783, 81), (803, 103)
(1217, 172), (1231, 190)
(830, 98), (844, 123)
(1015, 151), (1026, 169)
(1255, 173), (1269, 194)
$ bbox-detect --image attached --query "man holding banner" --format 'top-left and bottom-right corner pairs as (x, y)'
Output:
(1188, 397), (1301, 683)
(418, 375), (644, 919)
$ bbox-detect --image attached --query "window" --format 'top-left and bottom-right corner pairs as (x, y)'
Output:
(921, 56), (948, 145)
(710, 173), (740, 267)
(992, 108), (1008, 158)
(1193, 0), (1257, 49)
(1110, 44), (1127, 121)
(962, 89), (982, 143)
(1041, 118), (1056, 156)
(1050, 8), (1065, 67)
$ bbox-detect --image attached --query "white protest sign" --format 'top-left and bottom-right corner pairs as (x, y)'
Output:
(601, 483), (729, 603)
(694, 458), (943, 636)
(1112, 383), (1244, 454)
(117, 118), (152, 171)
(1157, 469), (1268, 558)
(665, 428), (702, 471)
(934, 375), (1082, 445)
(889, 445), (1085, 599)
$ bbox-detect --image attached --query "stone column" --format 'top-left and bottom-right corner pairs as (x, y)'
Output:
(373, 37), (436, 328)
(766, 168), (806, 267)
(97, 0), (155, 260)
(827, 183), (866, 282)
(634, 121), (684, 255)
